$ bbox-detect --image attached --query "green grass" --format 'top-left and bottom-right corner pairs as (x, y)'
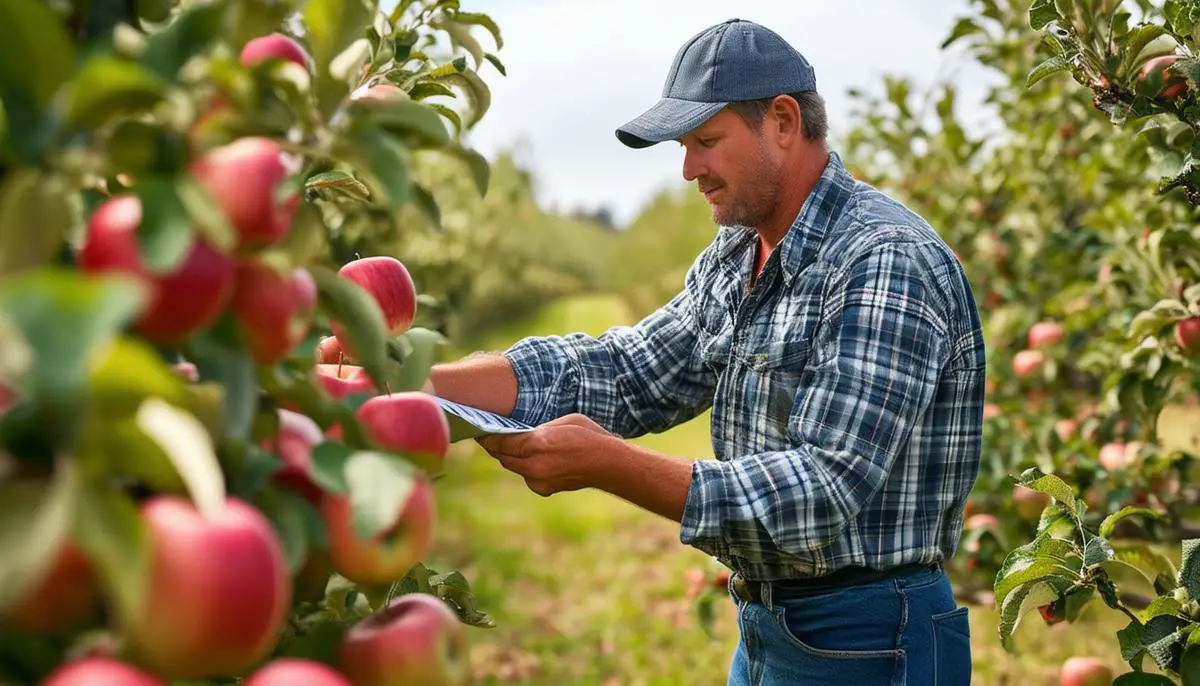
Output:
(427, 294), (1147, 685)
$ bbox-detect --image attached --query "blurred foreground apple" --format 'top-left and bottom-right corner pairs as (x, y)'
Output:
(338, 593), (470, 686)
(321, 476), (436, 586)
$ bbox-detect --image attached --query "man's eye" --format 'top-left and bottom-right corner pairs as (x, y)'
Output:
(699, 138), (717, 148)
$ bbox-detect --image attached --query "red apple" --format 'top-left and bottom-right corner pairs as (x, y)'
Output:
(982, 403), (1000, 419)
(41, 658), (165, 686)
(265, 409), (326, 504)
(965, 513), (1000, 530)
(1012, 349), (1046, 379)
(189, 137), (299, 250)
(321, 476), (436, 586)
(230, 258), (317, 364)
(683, 568), (706, 599)
(1054, 419), (1078, 442)
(354, 83), (406, 102)
(316, 363), (377, 399)
(1098, 442), (1128, 472)
(1028, 321), (1064, 349)
(1059, 656), (1113, 686)
(1139, 55), (1188, 100)
(336, 256), (418, 339)
(1176, 317), (1200, 356)
(78, 195), (235, 343)
(337, 593), (469, 686)
(126, 496), (292, 679)
(240, 33), (311, 70)
(355, 392), (451, 471)
(1013, 486), (1052, 520)
(243, 659), (351, 686)
(317, 335), (346, 364)
(6, 542), (99, 632)
(0, 383), (16, 414)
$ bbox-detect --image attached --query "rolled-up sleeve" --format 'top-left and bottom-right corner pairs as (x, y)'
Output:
(502, 256), (718, 437)
(680, 243), (950, 566)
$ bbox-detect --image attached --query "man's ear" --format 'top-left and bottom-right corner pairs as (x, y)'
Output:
(770, 94), (803, 144)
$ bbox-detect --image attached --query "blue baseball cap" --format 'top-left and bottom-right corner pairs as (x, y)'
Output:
(616, 19), (817, 149)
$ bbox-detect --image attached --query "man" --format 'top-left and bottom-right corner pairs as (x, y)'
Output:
(427, 18), (984, 685)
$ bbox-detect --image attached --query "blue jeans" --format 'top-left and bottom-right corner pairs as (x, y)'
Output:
(725, 564), (972, 685)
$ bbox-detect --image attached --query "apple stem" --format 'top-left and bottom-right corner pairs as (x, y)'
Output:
(337, 352), (344, 377)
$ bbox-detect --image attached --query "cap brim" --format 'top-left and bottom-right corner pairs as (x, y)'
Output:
(615, 98), (726, 149)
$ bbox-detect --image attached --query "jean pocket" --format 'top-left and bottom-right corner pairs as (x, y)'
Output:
(931, 606), (971, 685)
(773, 604), (904, 660)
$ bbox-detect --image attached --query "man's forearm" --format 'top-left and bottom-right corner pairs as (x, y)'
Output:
(426, 352), (519, 416)
(587, 441), (694, 523)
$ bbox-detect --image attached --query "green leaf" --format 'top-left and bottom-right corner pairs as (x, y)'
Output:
(0, 269), (148, 400)
(1101, 507), (1167, 538)
(140, 0), (229, 80)
(310, 266), (391, 393)
(429, 571), (496, 628)
(1136, 597), (1184, 624)
(1029, 0), (1061, 30)
(451, 11), (504, 49)
(941, 17), (985, 49)
(256, 488), (311, 575)
(74, 484), (150, 631)
(1084, 537), (1116, 567)
(64, 58), (167, 129)
(303, 0), (373, 117)
(1113, 673), (1178, 685)
(410, 183), (443, 232)
(1145, 614), (1188, 672)
(348, 127), (412, 210)
(185, 335), (259, 442)
(344, 451), (419, 541)
(390, 327), (447, 392)
(311, 441), (353, 495)
(1180, 539), (1200, 600)
(431, 68), (490, 127)
(87, 336), (188, 415)
(441, 142), (490, 196)
(994, 540), (1081, 603)
(0, 461), (82, 618)
(358, 99), (451, 148)
(483, 53), (507, 77)
(305, 171), (372, 202)
(1120, 620), (1148, 665)
(408, 82), (455, 100)
(1027, 55), (1071, 88)
(997, 578), (1067, 649)
(438, 19), (485, 69)
(1165, 0), (1195, 36)
(136, 397), (226, 519)
(0, 170), (74, 279)
(1013, 468), (1080, 514)
(135, 177), (197, 274)
(0, 0), (75, 108)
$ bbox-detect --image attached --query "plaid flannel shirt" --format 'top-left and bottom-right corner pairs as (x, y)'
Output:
(502, 152), (986, 582)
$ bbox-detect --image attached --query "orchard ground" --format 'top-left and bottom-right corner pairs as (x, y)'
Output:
(426, 293), (1191, 686)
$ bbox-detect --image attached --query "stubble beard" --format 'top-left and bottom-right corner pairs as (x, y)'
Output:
(710, 138), (782, 232)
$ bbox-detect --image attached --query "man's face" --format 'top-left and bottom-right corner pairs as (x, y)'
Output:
(677, 108), (783, 230)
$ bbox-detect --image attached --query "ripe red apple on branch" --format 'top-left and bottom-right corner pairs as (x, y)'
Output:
(337, 593), (470, 686)
(41, 657), (165, 686)
(5, 542), (99, 632)
(316, 363), (377, 399)
(335, 256), (418, 340)
(189, 137), (300, 250)
(265, 409), (326, 504)
(239, 33), (311, 70)
(321, 476), (436, 586)
(356, 392), (451, 472)
(1176, 316), (1200, 356)
(125, 496), (292, 679)
(229, 257), (317, 364)
(1027, 320), (1064, 349)
(1012, 349), (1047, 379)
(243, 658), (351, 686)
(78, 195), (235, 343)
(1138, 55), (1188, 100)
(1059, 656), (1113, 686)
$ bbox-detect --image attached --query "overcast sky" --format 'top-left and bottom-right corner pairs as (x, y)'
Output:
(396, 1), (1005, 226)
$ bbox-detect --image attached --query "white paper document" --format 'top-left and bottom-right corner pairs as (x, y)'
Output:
(433, 397), (534, 441)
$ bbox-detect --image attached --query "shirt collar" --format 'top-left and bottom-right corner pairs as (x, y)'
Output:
(715, 151), (856, 286)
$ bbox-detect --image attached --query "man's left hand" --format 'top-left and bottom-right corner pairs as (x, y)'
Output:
(476, 413), (619, 497)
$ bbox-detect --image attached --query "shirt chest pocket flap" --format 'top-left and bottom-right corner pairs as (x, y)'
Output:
(700, 325), (811, 377)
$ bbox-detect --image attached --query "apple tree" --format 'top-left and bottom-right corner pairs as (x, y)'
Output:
(0, 0), (505, 683)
